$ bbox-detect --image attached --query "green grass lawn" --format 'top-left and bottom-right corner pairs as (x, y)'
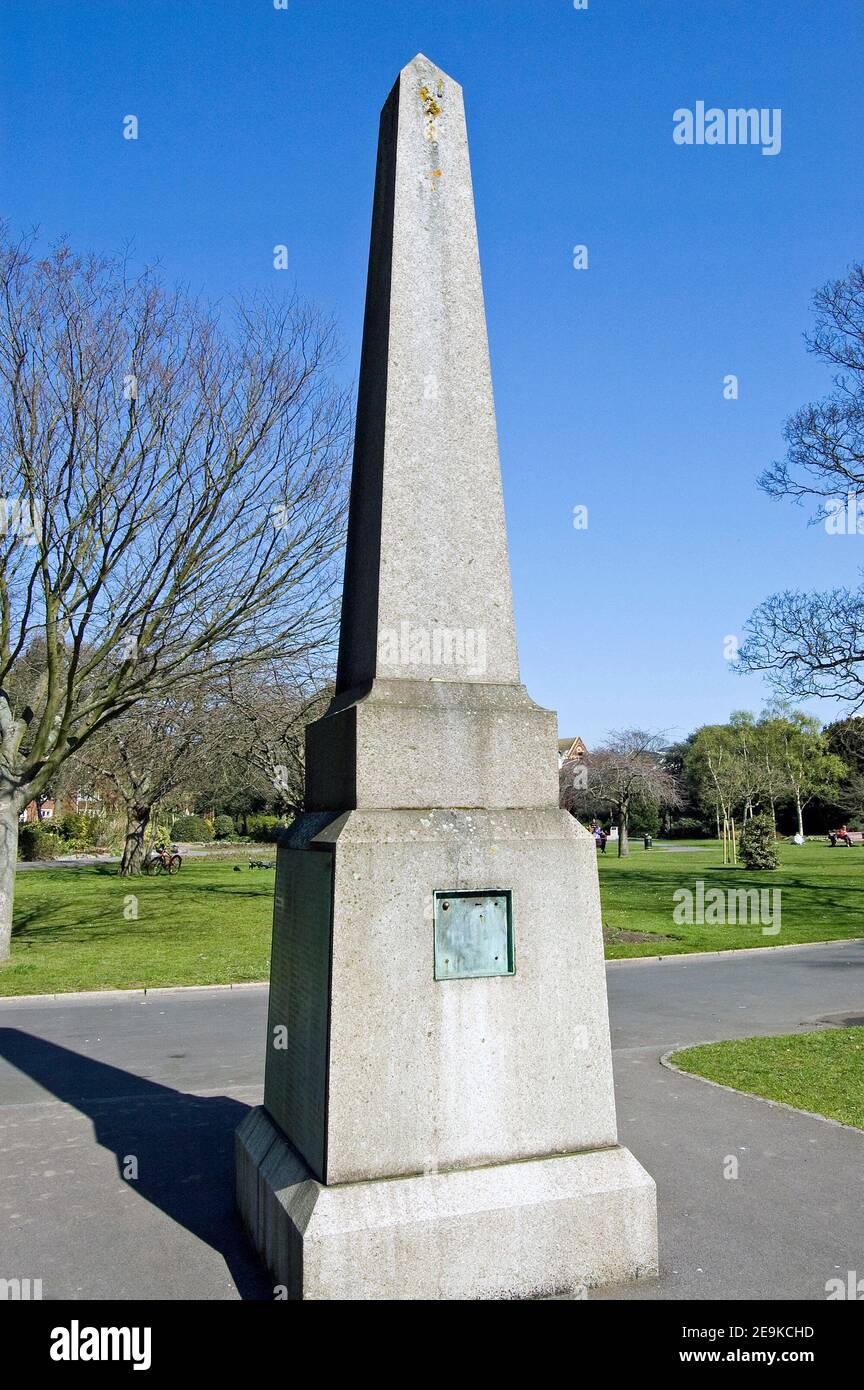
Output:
(599, 838), (864, 958)
(670, 1028), (864, 1129)
(1, 837), (862, 997)
(1, 858), (274, 996)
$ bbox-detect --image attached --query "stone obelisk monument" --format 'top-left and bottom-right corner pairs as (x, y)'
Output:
(236, 54), (657, 1300)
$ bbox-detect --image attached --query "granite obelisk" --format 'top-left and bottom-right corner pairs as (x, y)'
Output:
(236, 54), (658, 1300)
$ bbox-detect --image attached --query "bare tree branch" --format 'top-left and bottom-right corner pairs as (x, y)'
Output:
(0, 229), (351, 955)
(561, 728), (681, 858)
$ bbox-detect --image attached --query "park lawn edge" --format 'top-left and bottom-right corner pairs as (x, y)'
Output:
(2, 856), (275, 997)
(599, 838), (864, 958)
(1, 936), (855, 1003)
(4, 839), (863, 995)
(664, 1028), (864, 1131)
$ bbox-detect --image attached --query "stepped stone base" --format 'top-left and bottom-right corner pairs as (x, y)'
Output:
(236, 1107), (658, 1301)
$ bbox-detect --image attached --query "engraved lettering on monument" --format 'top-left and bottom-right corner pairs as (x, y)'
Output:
(264, 849), (332, 1178)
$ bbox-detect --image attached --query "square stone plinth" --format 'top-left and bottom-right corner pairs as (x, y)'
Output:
(236, 1107), (658, 1301)
(263, 807), (619, 1186)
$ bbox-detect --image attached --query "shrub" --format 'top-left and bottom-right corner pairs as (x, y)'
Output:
(82, 814), (106, 845)
(18, 824), (57, 860)
(246, 813), (290, 843)
(213, 814), (235, 840)
(60, 811), (87, 841)
(739, 814), (779, 870)
(628, 800), (661, 837)
(665, 818), (712, 840)
(58, 811), (104, 846)
(170, 814), (213, 843)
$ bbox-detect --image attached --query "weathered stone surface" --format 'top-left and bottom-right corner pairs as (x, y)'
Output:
(241, 51), (658, 1300)
(305, 678), (558, 811)
(234, 1104), (278, 1254)
(265, 808), (619, 1185)
(335, 54), (519, 693)
(237, 1108), (658, 1301)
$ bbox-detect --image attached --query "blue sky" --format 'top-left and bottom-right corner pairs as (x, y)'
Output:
(3, 0), (862, 745)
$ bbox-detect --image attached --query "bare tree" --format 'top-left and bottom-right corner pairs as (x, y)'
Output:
(0, 233), (350, 958)
(738, 588), (864, 708)
(76, 689), (214, 875)
(220, 665), (332, 817)
(561, 728), (680, 857)
(759, 264), (864, 506)
(739, 264), (864, 703)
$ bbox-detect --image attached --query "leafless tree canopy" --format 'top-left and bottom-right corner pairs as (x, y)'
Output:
(740, 264), (864, 705)
(738, 587), (864, 708)
(220, 663), (333, 817)
(560, 728), (681, 857)
(0, 235), (349, 796)
(0, 230), (351, 954)
(78, 688), (215, 875)
(759, 264), (864, 505)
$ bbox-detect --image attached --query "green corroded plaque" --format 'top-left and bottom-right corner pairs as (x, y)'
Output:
(433, 890), (514, 980)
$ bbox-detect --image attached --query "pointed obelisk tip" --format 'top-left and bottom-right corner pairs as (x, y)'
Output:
(401, 52), (457, 84)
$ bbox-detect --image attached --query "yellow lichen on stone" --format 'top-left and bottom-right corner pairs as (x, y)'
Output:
(419, 84), (443, 120)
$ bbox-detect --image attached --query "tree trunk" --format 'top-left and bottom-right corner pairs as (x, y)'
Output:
(0, 799), (20, 962)
(119, 804), (151, 876)
(617, 812), (629, 858)
(795, 793), (804, 839)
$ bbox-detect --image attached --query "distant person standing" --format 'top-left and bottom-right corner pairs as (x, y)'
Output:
(598, 828), (608, 855)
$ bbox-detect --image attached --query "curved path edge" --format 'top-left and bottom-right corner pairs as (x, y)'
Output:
(659, 1043), (864, 1135)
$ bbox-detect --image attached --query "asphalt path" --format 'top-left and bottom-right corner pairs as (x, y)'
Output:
(1, 940), (862, 1300)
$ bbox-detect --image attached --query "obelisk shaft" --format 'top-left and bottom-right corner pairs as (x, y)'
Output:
(336, 55), (520, 693)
